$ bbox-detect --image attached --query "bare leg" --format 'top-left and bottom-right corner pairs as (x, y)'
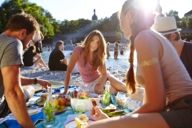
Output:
(36, 58), (47, 68)
(88, 113), (169, 128)
(94, 75), (108, 94)
(33, 54), (47, 68)
(108, 74), (127, 93)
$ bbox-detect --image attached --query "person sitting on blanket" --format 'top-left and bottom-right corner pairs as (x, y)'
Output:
(0, 13), (51, 128)
(88, 0), (192, 128)
(152, 16), (192, 78)
(48, 40), (68, 71)
(23, 32), (47, 68)
(64, 30), (127, 94)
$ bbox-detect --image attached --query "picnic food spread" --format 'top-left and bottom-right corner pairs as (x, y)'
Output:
(23, 86), (141, 128)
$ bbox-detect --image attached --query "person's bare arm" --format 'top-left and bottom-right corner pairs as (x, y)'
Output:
(64, 51), (78, 94)
(97, 64), (108, 84)
(2, 65), (34, 128)
(60, 59), (67, 65)
(21, 76), (51, 89)
(93, 64), (108, 94)
(134, 32), (166, 113)
(98, 64), (107, 76)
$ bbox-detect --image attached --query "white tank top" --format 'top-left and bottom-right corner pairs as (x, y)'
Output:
(136, 30), (192, 103)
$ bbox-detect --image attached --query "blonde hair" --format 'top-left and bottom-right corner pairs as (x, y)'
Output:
(81, 30), (106, 70)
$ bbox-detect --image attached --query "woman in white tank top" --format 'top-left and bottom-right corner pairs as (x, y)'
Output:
(88, 0), (192, 128)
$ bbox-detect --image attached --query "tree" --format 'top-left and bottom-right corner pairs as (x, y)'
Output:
(97, 12), (120, 32)
(0, 0), (58, 44)
(59, 19), (91, 34)
(166, 10), (183, 29)
(166, 10), (180, 21)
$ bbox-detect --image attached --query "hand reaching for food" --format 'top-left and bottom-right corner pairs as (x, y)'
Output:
(91, 99), (97, 115)
(90, 106), (109, 121)
(91, 99), (109, 121)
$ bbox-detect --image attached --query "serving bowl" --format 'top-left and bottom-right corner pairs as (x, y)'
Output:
(70, 98), (100, 112)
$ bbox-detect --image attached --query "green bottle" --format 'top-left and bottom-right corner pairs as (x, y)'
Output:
(43, 87), (55, 123)
(101, 81), (111, 106)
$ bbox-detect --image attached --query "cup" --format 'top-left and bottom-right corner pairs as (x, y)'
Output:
(43, 103), (56, 127)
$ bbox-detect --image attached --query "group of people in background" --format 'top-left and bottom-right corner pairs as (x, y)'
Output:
(0, 0), (192, 128)
(106, 41), (125, 60)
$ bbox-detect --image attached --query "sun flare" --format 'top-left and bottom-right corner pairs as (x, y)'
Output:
(140, 0), (157, 13)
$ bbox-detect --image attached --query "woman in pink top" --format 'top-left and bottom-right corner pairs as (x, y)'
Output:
(64, 30), (126, 94)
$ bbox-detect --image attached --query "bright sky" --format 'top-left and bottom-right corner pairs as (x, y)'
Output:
(0, 0), (191, 21)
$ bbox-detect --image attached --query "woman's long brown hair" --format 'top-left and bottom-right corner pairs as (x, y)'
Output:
(126, 36), (136, 94)
(121, 0), (148, 94)
(81, 30), (106, 70)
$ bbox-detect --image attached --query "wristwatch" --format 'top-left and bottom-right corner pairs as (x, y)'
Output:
(34, 78), (38, 84)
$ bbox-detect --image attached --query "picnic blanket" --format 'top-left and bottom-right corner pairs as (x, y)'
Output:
(0, 107), (77, 128)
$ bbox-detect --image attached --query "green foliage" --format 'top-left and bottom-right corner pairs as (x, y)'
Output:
(59, 19), (91, 34)
(180, 17), (187, 28)
(186, 18), (192, 28)
(0, 0), (58, 43)
(166, 10), (180, 21)
(97, 12), (120, 32)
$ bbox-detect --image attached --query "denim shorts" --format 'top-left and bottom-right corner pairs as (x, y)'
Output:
(160, 95), (192, 128)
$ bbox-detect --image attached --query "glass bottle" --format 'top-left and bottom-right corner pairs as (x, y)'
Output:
(101, 81), (111, 106)
(43, 86), (55, 127)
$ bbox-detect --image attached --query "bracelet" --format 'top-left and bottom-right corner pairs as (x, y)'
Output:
(34, 78), (38, 84)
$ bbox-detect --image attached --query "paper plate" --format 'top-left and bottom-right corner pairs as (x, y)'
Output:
(65, 120), (94, 128)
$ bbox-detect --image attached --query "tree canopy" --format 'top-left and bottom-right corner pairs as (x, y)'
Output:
(0, 0), (57, 42)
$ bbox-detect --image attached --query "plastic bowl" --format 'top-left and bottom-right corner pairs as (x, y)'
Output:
(70, 98), (100, 112)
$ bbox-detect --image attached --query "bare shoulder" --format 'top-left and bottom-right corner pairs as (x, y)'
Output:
(135, 30), (155, 46)
(134, 30), (161, 58)
(135, 31), (160, 51)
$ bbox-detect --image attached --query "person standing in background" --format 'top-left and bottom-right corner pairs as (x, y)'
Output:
(106, 42), (110, 59)
(114, 41), (119, 60)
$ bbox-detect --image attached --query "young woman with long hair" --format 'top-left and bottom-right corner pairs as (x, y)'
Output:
(88, 0), (192, 128)
(64, 30), (126, 94)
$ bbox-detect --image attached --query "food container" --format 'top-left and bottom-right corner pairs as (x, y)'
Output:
(70, 98), (100, 112)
